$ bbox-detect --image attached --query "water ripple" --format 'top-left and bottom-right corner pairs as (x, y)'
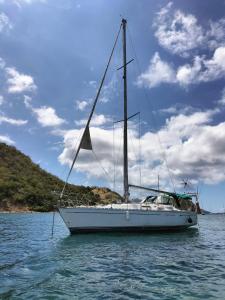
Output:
(1, 213), (225, 299)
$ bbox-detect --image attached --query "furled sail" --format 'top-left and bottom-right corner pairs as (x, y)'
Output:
(80, 127), (92, 150)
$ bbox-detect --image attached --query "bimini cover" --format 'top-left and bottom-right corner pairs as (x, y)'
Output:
(175, 193), (192, 200)
(176, 194), (194, 211)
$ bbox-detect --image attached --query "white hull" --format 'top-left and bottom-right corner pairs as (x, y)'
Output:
(59, 205), (197, 233)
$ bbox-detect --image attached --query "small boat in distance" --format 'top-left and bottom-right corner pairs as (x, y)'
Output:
(58, 19), (198, 233)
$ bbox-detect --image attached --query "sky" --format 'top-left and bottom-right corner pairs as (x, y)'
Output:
(1, 0), (225, 212)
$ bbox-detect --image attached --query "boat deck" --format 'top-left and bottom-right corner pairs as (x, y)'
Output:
(63, 203), (193, 212)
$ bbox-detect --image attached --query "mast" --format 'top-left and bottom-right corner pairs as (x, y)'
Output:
(122, 18), (129, 202)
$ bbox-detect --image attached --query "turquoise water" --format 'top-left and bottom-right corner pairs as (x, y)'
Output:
(0, 213), (225, 299)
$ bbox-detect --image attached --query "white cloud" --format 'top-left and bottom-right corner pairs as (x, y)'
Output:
(199, 46), (225, 81)
(76, 100), (89, 111)
(75, 119), (87, 126)
(89, 80), (97, 88)
(85, 76), (118, 105)
(154, 2), (204, 57)
(0, 115), (27, 125)
(206, 18), (225, 50)
(218, 88), (225, 106)
(0, 57), (6, 69)
(58, 106), (225, 190)
(0, 95), (4, 106)
(154, 3), (225, 57)
(23, 95), (32, 108)
(99, 96), (109, 104)
(158, 106), (178, 114)
(158, 104), (194, 115)
(20, 0), (45, 2)
(0, 0), (46, 6)
(0, 12), (12, 33)
(176, 56), (202, 86)
(177, 46), (225, 86)
(0, 135), (15, 145)
(138, 47), (225, 88)
(24, 96), (66, 128)
(165, 121), (225, 184)
(91, 114), (112, 126)
(32, 106), (66, 127)
(6, 67), (37, 94)
(99, 75), (118, 103)
(58, 126), (124, 184)
(137, 53), (176, 88)
(75, 113), (112, 126)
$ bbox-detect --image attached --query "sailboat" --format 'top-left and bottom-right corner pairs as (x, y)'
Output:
(58, 19), (198, 233)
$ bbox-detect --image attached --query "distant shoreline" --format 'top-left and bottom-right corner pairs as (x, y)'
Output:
(0, 209), (48, 213)
(0, 207), (54, 213)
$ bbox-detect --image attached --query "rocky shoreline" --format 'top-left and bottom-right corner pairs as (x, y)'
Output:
(0, 206), (50, 213)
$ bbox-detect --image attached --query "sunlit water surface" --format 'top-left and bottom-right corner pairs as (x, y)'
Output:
(0, 213), (225, 299)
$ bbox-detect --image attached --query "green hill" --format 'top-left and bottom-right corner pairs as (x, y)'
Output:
(0, 143), (122, 212)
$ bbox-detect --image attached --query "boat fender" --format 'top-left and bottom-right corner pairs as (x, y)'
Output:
(187, 217), (193, 224)
(126, 210), (130, 220)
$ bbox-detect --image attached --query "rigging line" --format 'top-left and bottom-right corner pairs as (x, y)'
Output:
(57, 129), (83, 205)
(114, 112), (140, 124)
(127, 25), (176, 192)
(50, 139), (78, 206)
(127, 129), (140, 193)
(111, 121), (115, 202)
(113, 121), (116, 192)
(127, 120), (141, 188)
(127, 125), (139, 166)
(138, 112), (142, 187)
(114, 123), (124, 194)
(92, 149), (113, 183)
(117, 58), (134, 71)
(128, 111), (140, 120)
(128, 114), (142, 187)
(60, 23), (122, 200)
(112, 48), (123, 194)
(128, 26), (175, 192)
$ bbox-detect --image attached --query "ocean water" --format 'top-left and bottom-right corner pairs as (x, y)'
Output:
(0, 213), (225, 300)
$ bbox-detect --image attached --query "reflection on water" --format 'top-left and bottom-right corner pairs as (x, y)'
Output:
(0, 213), (225, 299)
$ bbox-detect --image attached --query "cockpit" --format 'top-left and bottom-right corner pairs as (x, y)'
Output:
(142, 194), (175, 205)
(141, 193), (196, 211)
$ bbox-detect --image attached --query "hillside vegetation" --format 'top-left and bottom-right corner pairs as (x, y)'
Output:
(0, 143), (122, 212)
